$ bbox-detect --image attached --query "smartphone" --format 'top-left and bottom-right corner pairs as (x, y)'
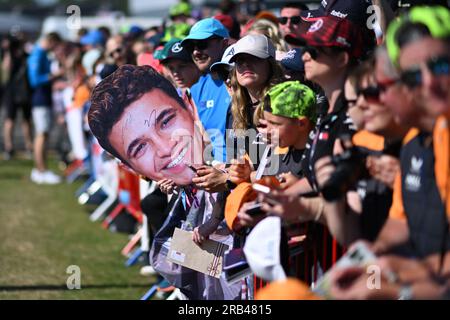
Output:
(245, 202), (265, 217)
(252, 183), (272, 194)
(312, 242), (377, 298)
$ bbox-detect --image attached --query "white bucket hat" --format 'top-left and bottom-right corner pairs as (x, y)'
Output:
(243, 216), (287, 282)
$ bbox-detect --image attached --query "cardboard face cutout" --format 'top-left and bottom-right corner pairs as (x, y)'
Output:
(88, 64), (205, 186)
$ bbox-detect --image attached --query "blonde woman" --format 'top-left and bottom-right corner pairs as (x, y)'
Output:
(228, 34), (284, 131)
(226, 34), (284, 180)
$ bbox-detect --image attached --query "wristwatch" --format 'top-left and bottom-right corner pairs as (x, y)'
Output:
(225, 177), (236, 191)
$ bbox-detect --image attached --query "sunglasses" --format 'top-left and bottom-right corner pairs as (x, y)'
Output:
(357, 86), (381, 103)
(303, 46), (338, 60)
(185, 36), (221, 52)
(303, 46), (321, 60)
(278, 16), (301, 25)
(376, 78), (400, 92)
(400, 55), (450, 89)
(109, 47), (123, 58)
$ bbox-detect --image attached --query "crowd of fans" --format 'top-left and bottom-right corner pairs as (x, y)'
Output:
(2, 0), (450, 300)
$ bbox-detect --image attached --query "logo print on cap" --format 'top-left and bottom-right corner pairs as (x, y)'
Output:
(308, 19), (323, 33)
(226, 47), (235, 57)
(283, 49), (296, 60)
(171, 43), (183, 53)
(336, 36), (351, 47)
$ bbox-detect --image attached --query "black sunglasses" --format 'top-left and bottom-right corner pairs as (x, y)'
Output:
(278, 16), (301, 25)
(303, 46), (337, 60)
(357, 86), (381, 102)
(109, 47), (123, 58)
(303, 46), (321, 60)
(400, 55), (450, 89)
(185, 36), (221, 52)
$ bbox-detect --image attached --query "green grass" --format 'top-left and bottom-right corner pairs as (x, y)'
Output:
(0, 157), (156, 300)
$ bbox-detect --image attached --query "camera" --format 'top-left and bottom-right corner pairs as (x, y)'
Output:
(320, 135), (368, 201)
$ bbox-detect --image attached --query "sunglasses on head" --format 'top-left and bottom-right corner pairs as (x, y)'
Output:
(400, 55), (450, 89)
(278, 16), (301, 25)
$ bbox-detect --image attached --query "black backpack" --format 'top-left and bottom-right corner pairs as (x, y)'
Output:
(10, 62), (31, 105)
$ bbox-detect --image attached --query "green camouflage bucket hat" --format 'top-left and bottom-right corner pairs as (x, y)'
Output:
(386, 5), (450, 67)
(263, 81), (317, 123)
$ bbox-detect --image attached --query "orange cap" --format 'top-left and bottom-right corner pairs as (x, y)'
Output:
(255, 11), (280, 26)
(255, 278), (322, 300)
(225, 182), (257, 232)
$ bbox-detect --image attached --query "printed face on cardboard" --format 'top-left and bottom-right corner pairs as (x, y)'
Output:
(89, 65), (204, 186)
(109, 89), (203, 185)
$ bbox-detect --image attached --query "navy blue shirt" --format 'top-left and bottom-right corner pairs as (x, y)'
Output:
(27, 44), (52, 107)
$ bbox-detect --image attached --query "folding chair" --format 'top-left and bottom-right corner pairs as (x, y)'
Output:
(101, 164), (143, 229)
(140, 278), (178, 301)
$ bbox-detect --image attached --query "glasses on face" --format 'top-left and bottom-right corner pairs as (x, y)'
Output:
(109, 47), (123, 58)
(357, 86), (381, 103)
(185, 36), (221, 52)
(303, 46), (321, 60)
(400, 55), (450, 89)
(303, 46), (337, 60)
(278, 16), (301, 25)
(376, 78), (400, 92)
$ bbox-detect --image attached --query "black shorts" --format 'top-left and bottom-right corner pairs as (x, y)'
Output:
(4, 102), (32, 121)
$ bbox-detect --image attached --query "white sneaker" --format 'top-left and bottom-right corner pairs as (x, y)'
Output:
(31, 169), (62, 185)
(31, 168), (43, 184)
(40, 170), (62, 185)
(140, 265), (157, 277)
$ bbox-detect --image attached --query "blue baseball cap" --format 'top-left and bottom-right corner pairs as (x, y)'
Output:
(181, 18), (229, 45)
(80, 30), (105, 47)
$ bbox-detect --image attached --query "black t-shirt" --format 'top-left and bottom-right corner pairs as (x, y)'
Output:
(357, 139), (403, 241)
(400, 132), (449, 258)
(262, 147), (305, 178)
(301, 92), (357, 193)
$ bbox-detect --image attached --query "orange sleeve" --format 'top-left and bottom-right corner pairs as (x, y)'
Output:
(73, 85), (90, 109)
(433, 116), (450, 217)
(389, 171), (406, 220)
(352, 130), (385, 151)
